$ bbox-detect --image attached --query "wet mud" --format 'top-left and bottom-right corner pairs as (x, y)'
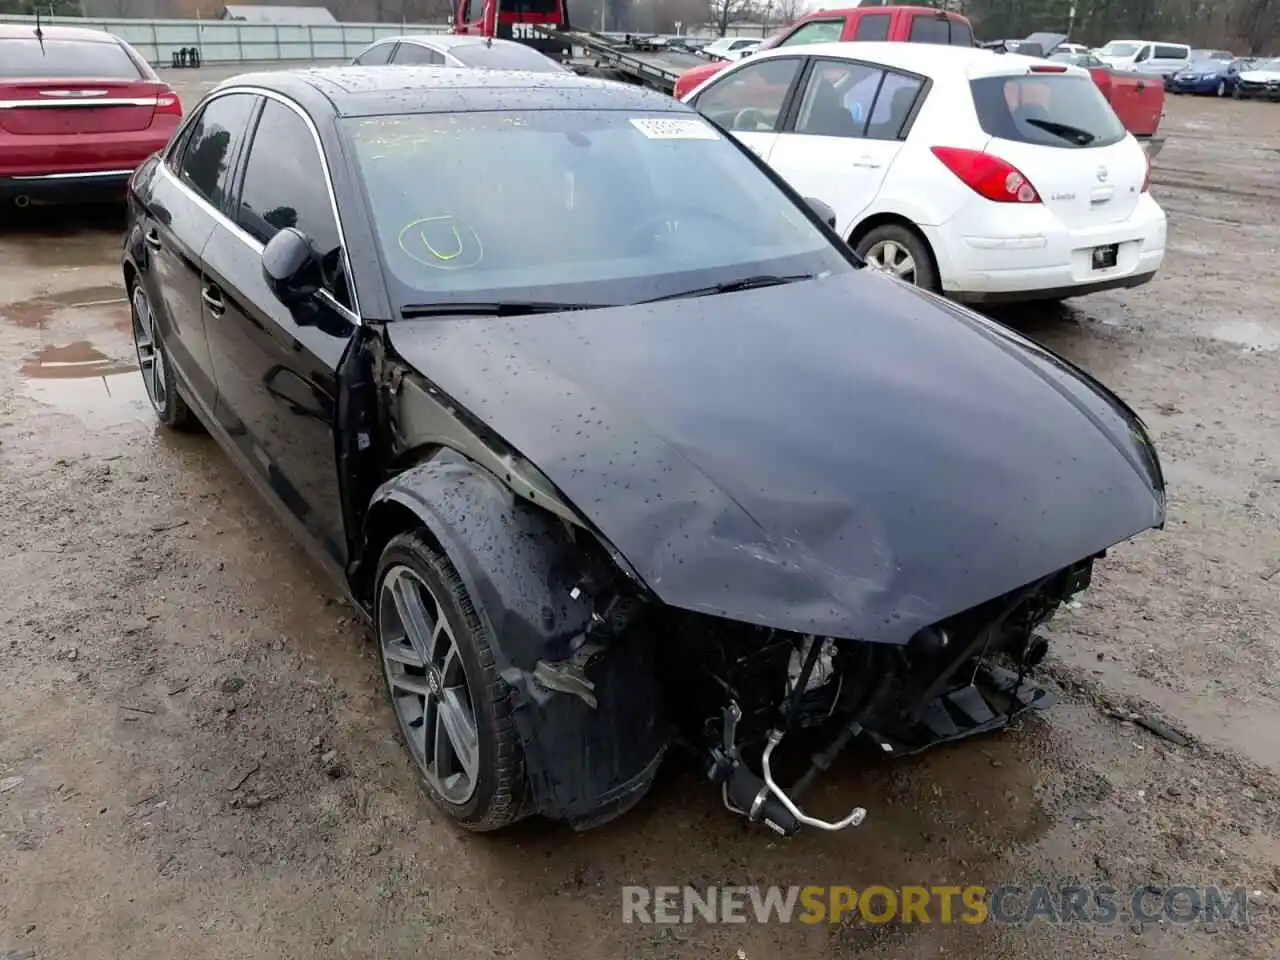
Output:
(1, 80), (1278, 960)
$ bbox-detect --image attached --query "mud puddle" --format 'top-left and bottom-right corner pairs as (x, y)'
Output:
(20, 340), (150, 429)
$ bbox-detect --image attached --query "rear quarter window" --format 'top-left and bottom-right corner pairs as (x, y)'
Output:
(908, 15), (972, 46)
(0, 38), (143, 79)
(970, 74), (1127, 149)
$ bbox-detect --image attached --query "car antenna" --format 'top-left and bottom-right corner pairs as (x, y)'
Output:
(34, 8), (46, 55)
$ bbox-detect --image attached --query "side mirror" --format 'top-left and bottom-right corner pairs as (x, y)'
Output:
(262, 227), (321, 307)
(805, 196), (837, 229)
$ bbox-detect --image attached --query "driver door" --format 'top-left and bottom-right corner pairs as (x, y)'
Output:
(688, 56), (806, 163)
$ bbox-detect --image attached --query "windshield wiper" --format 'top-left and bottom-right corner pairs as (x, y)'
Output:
(400, 301), (606, 319)
(637, 273), (816, 303)
(1024, 118), (1096, 146)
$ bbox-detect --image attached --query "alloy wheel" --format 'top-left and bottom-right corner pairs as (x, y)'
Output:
(865, 240), (918, 284)
(130, 285), (167, 413)
(378, 564), (481, 805)
(1217, 80), (1226, 96)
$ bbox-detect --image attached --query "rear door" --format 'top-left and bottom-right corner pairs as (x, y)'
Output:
(688, 56), (806, 162)
(201, 95), (357, 566)
(969, 69), (1147, 230)
(136, 92), (261, 412)
(766, 58), (926, 235)
(0, 36), (167, 174)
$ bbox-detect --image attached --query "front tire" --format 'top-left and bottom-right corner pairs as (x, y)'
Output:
(129, 281), (197, 431)
(854, 224), (939, 292)
(1216, 79), (1227, 97)
(374, 530), (528, 831)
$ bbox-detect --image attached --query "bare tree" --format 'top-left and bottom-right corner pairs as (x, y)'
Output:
(707, 0), (754, 36)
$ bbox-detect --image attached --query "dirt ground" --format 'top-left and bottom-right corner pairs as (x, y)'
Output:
(2, 74), (1280, 960)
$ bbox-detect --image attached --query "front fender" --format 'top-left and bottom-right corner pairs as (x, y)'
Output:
(365, 449), (668, 827)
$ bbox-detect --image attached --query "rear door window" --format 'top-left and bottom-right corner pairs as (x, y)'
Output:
(0, 38), (143, 78)
(970, 74), (1126, 149)
(793, 60), (884, 137)
(853, 14), (890, 42)
(778, 20), (845, 47)
(175, 93), (260, 211)
(1154, 44), (1188, 60)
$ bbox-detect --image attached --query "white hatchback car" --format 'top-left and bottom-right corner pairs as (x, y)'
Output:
(681, 42), (1167, 304)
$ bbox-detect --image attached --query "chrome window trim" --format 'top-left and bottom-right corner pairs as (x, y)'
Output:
(0, 97), (162, 109)
(14, 169), (135, 181)
(158, 84), (362, 326)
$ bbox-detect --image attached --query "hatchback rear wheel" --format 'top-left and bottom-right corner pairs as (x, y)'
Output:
(855, 225), (939, 292)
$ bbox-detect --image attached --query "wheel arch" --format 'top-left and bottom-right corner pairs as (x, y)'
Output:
(361, 446), (669, 827)
(847, 213), (943, 288)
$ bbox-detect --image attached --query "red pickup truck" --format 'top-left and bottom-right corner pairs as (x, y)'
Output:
(673, 8), (1165, 148)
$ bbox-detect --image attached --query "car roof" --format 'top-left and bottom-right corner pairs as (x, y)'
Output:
(0, 23), (123, 42)
(217, 65), (688, 117)
(748, 41), (1089, 80)
(372, 33), (524, 52)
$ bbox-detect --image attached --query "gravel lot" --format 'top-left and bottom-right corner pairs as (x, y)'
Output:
(2, 71), (1279, 960)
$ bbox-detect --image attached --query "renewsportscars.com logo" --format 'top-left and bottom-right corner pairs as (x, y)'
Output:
(621, 884), (1252, 926)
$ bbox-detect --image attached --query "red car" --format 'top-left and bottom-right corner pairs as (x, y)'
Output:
(0, 23), (183, 207)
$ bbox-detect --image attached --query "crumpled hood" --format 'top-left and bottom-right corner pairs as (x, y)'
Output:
(386, 270), (1164, 644)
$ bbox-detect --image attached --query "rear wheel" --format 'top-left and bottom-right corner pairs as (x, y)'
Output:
(374, 530), (528, 831)
(129, 281), (197, 431)
(854, 224), (939, 292)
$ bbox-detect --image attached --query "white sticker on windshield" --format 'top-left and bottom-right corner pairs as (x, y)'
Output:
(629, 117), (722, 140)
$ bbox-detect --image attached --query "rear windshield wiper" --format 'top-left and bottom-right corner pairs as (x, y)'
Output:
(637, 273), (816, 303)
(400, 301), (606, 319)
(1023, 118), (1096, 146)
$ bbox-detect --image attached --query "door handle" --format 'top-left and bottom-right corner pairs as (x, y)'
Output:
(144, 229), (162, 250)
(201, 285), (226, 316)
(853, 155), (881, 168)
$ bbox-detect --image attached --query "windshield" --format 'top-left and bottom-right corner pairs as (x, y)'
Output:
(0, 38), (143, 78)
(970, 74), (1126, 149)
(344, 110), (852, 310)
(450, 42), (567, 71)
(1098, 42), (1140, 57)
(1188, 58), (1228, 70)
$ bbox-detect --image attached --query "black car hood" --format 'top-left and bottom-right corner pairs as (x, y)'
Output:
(386, 271), (1164, 644)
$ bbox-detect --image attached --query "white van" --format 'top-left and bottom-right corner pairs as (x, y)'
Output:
(1094, 40), (1191, 77)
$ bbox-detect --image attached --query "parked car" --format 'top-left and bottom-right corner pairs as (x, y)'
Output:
(1168, 56), (1253, 96)
(350, 34), (568, 71)
(681, 43), (1166, 304)
(121, 65), (1165, 839)
(1190, 48), (1234, 61)
(1049, 50), (1108, 69)
(702, 36), (766, 61)
(1234, 57), (1280, 100)
(0, 23), (184, 207)
(672, 6), (976, 100)
(1093, 40), (1191, 79)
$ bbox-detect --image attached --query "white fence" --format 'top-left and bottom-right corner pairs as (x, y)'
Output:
(0, 14), (449, 65)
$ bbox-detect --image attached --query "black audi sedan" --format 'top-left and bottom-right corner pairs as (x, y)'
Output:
(122, 66), (1165, 839)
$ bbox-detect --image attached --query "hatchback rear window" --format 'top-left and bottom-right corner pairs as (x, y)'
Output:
(0, 38), (143, 79)
(970, 73), (1126, 149)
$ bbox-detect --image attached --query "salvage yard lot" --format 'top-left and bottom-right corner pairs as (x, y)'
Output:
(2, 69), (1280, 960)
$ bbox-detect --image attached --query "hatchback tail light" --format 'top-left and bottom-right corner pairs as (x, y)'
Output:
(930, 146), (1041, 203)
(154, 89), (183, 119)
